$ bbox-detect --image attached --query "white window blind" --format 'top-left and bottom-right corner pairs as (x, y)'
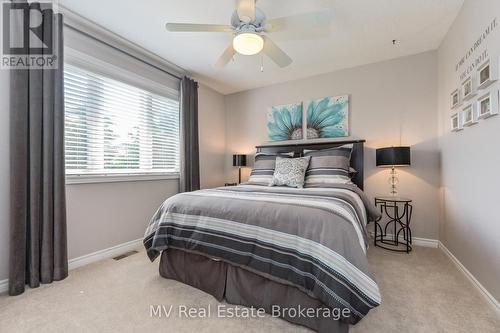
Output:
(64, 65), (180, 177)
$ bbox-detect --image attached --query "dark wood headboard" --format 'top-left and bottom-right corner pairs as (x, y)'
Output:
(255, 139), (366, 190)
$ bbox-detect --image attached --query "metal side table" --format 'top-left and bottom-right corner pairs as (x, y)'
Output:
(374, 197), (413, 253)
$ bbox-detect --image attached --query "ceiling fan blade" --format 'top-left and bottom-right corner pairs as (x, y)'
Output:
(236, 0), (256, 23)
(262, 36), (292, 68)
(265, 11), (332, 34)
(215, 43), (236, 69)
(165, 23), (233, 32)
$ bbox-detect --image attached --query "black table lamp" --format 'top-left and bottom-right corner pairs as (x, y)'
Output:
(376, 147), (411, 196)
(232, 154), (247, 184)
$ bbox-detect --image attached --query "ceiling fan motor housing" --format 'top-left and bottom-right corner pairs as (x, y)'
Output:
(231, 7), (266, 32)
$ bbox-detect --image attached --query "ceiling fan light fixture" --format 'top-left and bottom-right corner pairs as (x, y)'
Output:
(233, 32), (264, 55)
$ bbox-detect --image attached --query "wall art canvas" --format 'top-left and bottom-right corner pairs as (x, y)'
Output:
(267, 102), (303, 141)
(304, 96), (349, 139)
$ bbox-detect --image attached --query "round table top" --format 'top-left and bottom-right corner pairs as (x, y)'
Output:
(375, 196), (412, 203)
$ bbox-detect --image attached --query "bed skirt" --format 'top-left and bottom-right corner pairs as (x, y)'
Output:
(159, 248), (349, 333)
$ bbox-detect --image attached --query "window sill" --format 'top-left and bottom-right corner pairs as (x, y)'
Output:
(66, 173), (180, 185)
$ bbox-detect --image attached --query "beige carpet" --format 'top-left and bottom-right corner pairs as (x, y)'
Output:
(0, 246), (499, 333)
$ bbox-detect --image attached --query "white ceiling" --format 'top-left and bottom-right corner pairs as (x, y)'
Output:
(59, 0), (464, 94)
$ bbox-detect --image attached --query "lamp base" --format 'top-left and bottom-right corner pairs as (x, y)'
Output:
(388, 167), (399, 196)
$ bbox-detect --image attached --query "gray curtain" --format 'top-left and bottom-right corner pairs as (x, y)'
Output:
(179, 77), (200, 192)
(9, 3), (67, 296)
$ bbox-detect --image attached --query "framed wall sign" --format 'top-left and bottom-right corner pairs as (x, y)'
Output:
(462, 104), (478, 127)
(451, 112), (463, 132)
(450, 89), (461, 109)
(477, 90), (499, 119)
(462, 76), (477, 101)
(477, 57), (498, 90)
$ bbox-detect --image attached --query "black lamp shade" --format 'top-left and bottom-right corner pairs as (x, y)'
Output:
(376, 147), (411, 167)
(232, 154), (247, 167)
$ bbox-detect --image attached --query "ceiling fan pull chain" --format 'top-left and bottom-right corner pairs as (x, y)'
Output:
(260, 55), (264, 72)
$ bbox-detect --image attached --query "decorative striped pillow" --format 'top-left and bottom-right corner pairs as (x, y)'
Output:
(303, 144), (354, 187)
(245, 152), (294, 186)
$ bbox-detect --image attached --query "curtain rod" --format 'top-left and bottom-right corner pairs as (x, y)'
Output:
(63, 23), (183, 81)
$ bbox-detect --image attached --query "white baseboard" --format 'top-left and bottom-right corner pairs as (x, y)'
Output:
(412, 237), (439, 248)
(0, 238), (143, 295)
(68, 238), (143, 270)
(369, 232), (438, 248)
(439, 241), (500, 315)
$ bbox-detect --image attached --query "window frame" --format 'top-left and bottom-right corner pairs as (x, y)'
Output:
(64, 48), (181, 184)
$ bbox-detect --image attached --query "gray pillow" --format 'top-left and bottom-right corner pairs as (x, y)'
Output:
(303, 144), (353, 187)
(270, 156), (311, 188)
(246, 152), (294, 186)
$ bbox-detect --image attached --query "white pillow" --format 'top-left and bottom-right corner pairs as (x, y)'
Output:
(270, 156), (311, 188)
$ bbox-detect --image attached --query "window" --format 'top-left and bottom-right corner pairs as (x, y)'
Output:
(64, 65), (180, 180)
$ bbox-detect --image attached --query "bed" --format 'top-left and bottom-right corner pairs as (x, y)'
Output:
(143, 140), (381, 333)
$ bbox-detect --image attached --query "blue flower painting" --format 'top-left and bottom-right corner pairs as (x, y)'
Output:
(305, 96), (349, 139)
(267, 103), (303, 141)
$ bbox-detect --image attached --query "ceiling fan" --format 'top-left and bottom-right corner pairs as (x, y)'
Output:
(165, 0), (331, 69)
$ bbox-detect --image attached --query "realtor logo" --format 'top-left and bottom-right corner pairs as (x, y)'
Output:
(1, 0), (59, 69)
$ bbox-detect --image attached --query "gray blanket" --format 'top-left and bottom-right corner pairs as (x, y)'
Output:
(144, 184), (382, 324)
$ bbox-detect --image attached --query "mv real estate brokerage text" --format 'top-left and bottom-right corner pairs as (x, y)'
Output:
(150, 304), (351, 320)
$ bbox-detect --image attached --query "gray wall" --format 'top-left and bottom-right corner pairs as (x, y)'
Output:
(0, 82), (226, 282)
(66, 180), (178, 259)
(438, 0), (500, 301)
(199, 84), (227, 189)
(224, 51), (441, 240)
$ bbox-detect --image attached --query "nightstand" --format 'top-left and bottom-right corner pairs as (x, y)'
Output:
(374, 196), (413, 253)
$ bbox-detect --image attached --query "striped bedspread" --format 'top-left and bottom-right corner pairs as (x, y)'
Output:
(143, 184), (382, 324)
